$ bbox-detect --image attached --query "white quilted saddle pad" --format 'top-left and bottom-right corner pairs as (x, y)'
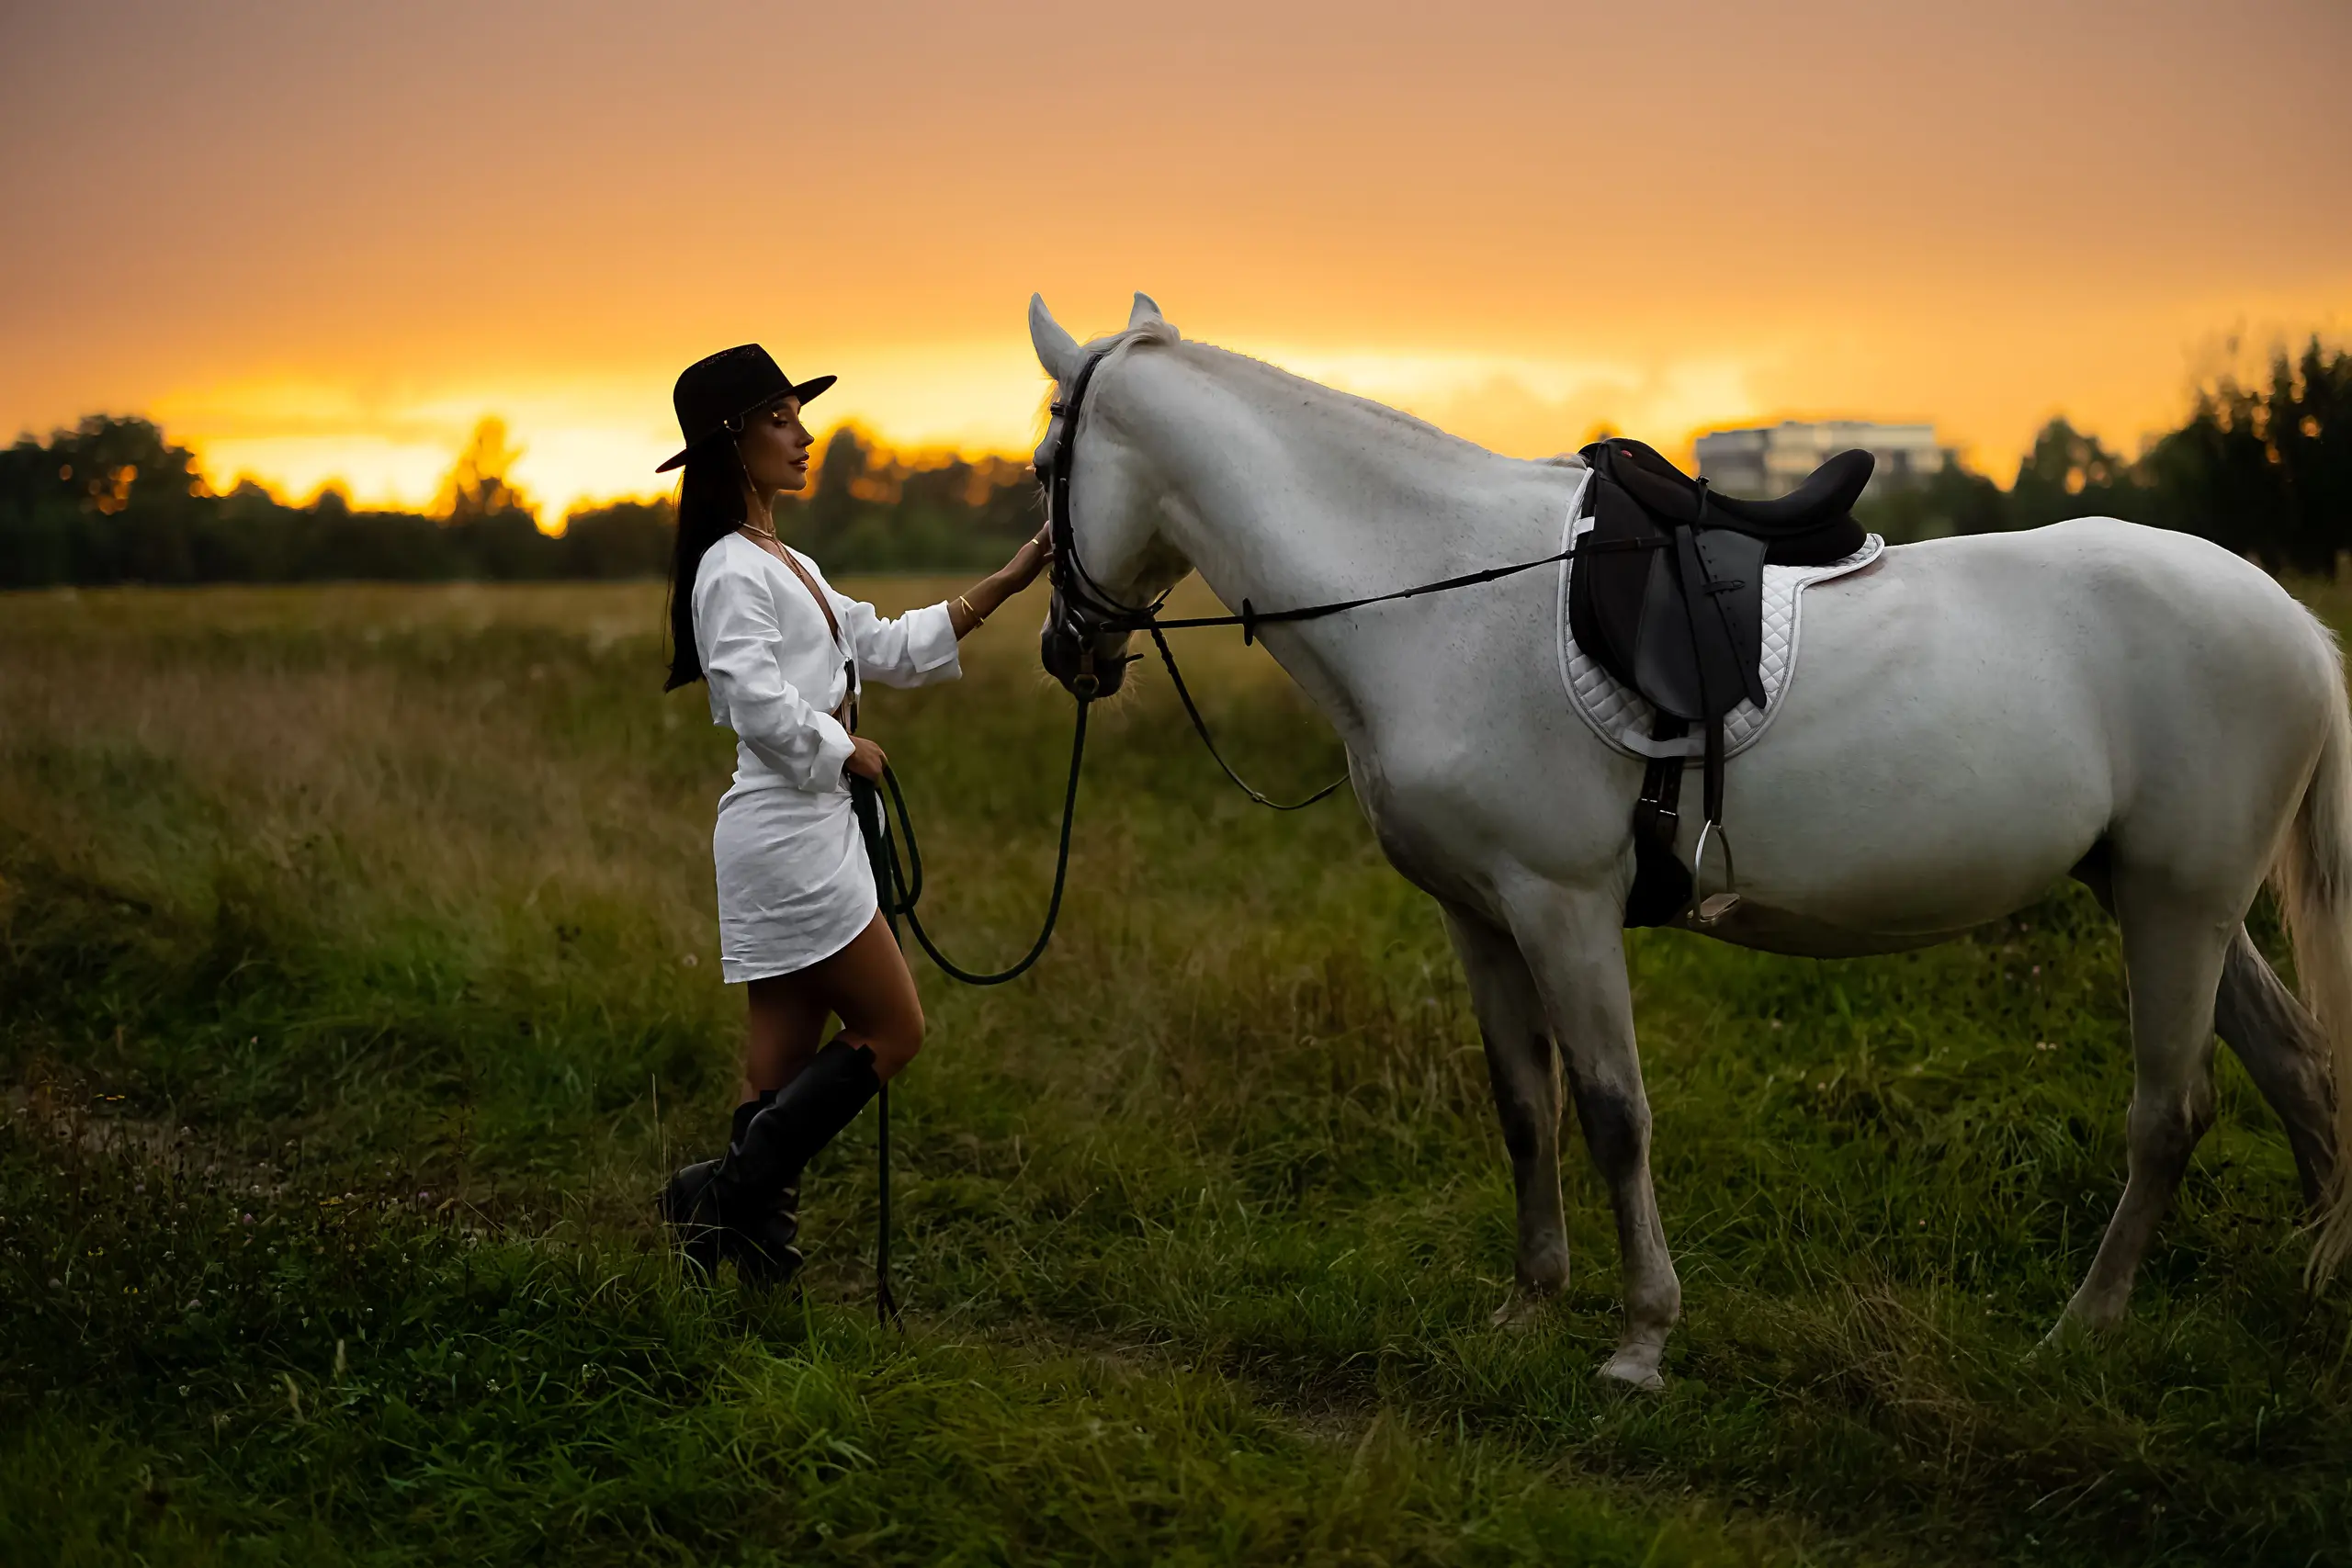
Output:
(1551, 469), (1884, 761)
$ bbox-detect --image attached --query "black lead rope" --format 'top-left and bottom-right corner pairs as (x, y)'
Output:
(847, 698), (1091, 1323)
(1143, 544), (1584, 638)
(869, 697), (1091, 986)
(850, 778), (905, 1325)
(873, 1077), (897, 1325)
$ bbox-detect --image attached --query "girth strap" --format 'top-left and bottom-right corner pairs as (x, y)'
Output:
(1625, 714), (1695, 928)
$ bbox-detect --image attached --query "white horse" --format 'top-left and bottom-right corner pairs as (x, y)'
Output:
(1027, 292), (2351, 1389)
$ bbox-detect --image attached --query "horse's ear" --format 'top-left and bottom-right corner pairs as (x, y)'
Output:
(1126, 292), (1167, 331)
(1030, 294), (1081, 383)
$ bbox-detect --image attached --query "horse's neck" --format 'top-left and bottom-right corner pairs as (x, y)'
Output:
(1135, 352), (1540, 615)
(1126, 349), (1576, 744)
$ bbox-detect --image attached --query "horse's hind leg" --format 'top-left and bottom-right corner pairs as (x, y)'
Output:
(2214, 927), (2338, 1206)
(1442, 905), (1570, 1314)
(2076, 854), (2335, 1205)
(1501, 882), (1680, 1388)
(2059, 880), (2230, 1334)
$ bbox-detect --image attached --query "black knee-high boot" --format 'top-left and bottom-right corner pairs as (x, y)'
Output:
(723, 1091), (806, 1282)
(715, 1037), (882, 1203)
(661, 1093), (761, 1274)
(660, 1090), (801, 1280)
(661, 1040), (879, 1284)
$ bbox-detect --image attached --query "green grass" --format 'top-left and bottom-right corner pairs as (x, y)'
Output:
(2, 579), (2347, 1564)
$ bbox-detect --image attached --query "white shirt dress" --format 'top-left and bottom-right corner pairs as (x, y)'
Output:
(692, 531), (962, 982)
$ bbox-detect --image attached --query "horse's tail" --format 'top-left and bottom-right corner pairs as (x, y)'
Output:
(2273, 609), (2352, 1280)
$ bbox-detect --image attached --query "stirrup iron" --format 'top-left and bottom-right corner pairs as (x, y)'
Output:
(1691, 818), (1741, 924)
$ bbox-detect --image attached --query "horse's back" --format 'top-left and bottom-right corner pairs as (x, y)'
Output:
(1715, 518), (2338, 943)
(1862, 518), (2330, 736)
(1798, 517), (2327, 743)
(1891, 516), (2309, 636)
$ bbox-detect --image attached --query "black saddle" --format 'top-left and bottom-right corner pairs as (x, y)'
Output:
(1568, 438), (1871, 926)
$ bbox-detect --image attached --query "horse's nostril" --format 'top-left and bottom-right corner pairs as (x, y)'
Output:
(1040, 625), (1088, 687)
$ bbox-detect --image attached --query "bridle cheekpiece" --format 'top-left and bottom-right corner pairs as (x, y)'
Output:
(1041, 347), (1163, 696)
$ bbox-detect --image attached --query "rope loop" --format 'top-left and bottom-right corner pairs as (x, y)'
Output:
(854, 697), (1091, 988)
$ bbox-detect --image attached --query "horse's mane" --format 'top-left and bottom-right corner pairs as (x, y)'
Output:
(1066, 321), (1587, 471)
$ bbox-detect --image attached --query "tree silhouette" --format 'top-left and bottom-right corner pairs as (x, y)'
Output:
(435, 418), (536, 524)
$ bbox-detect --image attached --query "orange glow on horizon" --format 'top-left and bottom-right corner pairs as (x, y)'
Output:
(151, 310), (2351, 524)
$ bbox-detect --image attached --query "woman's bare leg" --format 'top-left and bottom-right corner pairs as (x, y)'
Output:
(797, 911), (927, 1079)
(738, 911), (926, 1101)
(741, 974), (832, 1102)
(669, 911), (921, 1277)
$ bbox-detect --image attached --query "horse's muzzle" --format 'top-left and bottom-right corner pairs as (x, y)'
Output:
(1039, 615), (1134, 700)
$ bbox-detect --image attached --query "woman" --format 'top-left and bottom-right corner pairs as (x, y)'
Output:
(652, 343), (1049, 1282)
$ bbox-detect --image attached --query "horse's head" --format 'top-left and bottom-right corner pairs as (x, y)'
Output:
(1030, 291), (1190, 700)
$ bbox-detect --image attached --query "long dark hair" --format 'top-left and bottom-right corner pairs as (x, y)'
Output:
(663, 443), (749, 690)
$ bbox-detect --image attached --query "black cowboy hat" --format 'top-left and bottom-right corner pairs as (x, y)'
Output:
(655, 344), (836, 472)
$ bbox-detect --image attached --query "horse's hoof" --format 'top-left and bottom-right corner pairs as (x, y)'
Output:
(2034, 1290), (2125, 1357)
(1490, 1290), (1555, 1329)
(1595, 1351), (1665, 1393)
(2031, 1314), (2100, 1359)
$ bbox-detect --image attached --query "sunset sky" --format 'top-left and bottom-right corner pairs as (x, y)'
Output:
(4, 0), (2346, 521)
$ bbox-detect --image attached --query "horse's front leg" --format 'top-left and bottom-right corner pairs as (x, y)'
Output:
(1442, 904), (1569, 1317)
(1503, 878), (1680, 1390)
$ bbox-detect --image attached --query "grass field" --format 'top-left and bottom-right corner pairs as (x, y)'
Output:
(3, 576), (2349, 1565)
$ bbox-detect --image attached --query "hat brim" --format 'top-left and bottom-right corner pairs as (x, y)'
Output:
(654, 374), (838, 472)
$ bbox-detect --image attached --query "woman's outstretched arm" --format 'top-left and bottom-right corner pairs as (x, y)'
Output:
(948, 525), (1052, 637)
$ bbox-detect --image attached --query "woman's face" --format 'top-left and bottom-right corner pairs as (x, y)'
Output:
(737, 397), (812, 494)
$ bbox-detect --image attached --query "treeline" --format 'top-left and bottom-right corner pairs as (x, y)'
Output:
(0, 415), (1039, 590)
(6, 335), (2346, 588)
(1860, 337), (2352, 570)
(779, 425), (1038, 572)
(0, 418), (661, 587)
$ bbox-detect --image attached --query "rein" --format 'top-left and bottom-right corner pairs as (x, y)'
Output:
(848, 702), (1088, 1325)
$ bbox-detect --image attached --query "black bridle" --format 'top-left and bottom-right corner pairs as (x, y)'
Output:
(1041, 349), (1342, 807)
(1042, 351), (1148, 666)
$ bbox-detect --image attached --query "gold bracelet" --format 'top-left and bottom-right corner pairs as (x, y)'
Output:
(956, 593), (985, 626)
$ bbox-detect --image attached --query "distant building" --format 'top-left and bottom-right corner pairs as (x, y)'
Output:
(1694, 421), (1944, 501)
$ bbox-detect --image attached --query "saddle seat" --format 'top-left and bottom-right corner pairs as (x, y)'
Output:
(1595, 439), (1872, 563)
(1567, 437), (1874, 926)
